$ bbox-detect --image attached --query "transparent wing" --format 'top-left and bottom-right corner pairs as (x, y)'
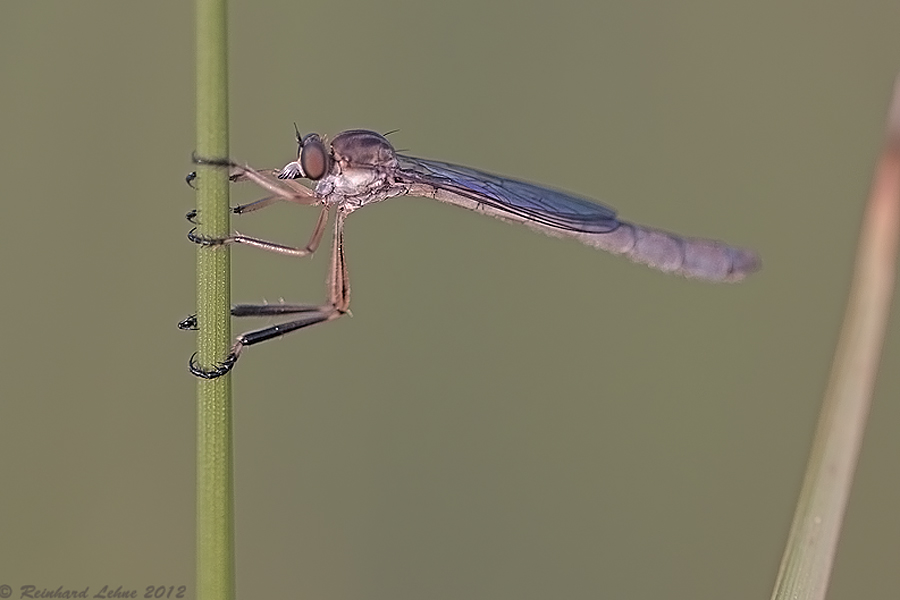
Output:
(394, 153), (759, 282)
(395, 155), (620, 234)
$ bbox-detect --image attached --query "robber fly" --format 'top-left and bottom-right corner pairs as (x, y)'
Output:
(182, 128), (759, 378)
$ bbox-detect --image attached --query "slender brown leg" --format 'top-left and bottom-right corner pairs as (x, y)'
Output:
(187, 155), (328, 257)
(188, 203), (330, 258)
(230, 195), (282, 215)
(186, 156), (317, 222)
(186, 196), (284, 224)
(327, 207), (351, 313)
(188, 208), (353, 379)
(224, 162), (318, 205)
(192, 154), (318, 203)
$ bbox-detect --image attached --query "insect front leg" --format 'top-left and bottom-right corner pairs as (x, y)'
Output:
(186, 156), (319, 223)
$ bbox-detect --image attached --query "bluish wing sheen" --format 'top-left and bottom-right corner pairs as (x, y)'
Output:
(395, 155), (620, 234)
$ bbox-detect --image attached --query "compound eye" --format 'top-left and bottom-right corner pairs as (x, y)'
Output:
(300, 136), (330, 180)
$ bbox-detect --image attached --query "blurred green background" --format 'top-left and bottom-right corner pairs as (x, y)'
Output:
(2, 1), (898, 598)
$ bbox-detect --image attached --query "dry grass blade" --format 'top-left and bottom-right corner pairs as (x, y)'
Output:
(770, 77), (900, 600)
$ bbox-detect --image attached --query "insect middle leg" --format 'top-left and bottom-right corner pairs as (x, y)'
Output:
(188, 202), (329, 258)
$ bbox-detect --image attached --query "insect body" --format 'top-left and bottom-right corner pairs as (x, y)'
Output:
(184, 129), (759, 378)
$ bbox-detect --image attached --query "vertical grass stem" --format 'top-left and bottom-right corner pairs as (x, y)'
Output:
(195, 0), (234, 598)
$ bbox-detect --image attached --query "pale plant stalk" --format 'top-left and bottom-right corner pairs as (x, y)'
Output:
(770, 77), (900, 600)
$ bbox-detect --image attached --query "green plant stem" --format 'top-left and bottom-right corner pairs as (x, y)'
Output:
(195, 0), (234, 599)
